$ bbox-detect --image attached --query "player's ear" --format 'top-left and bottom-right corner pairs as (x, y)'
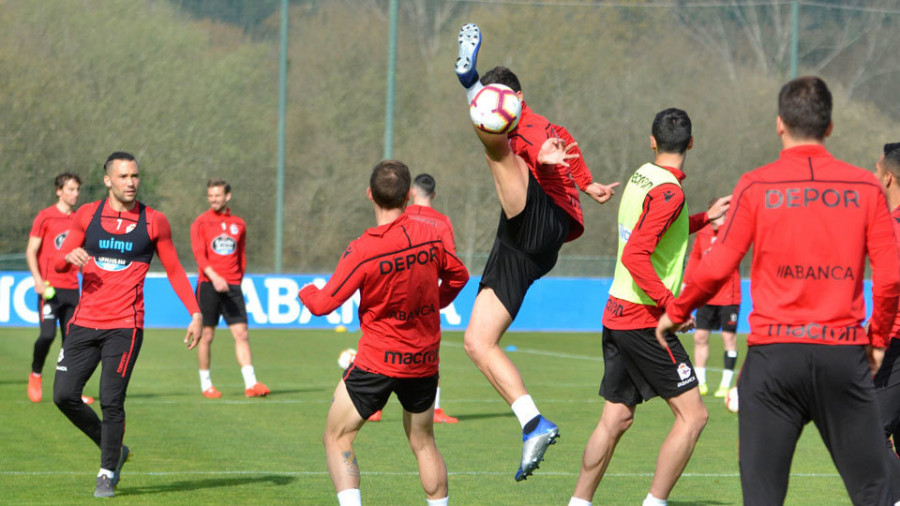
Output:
(649, 135), (658, 152)
(824, 121), (833, 139)
(103, 174), (111, 188)
(687, 136), (694, 151)
(776, 116), (786, 137)
(366, 187), (374, 203)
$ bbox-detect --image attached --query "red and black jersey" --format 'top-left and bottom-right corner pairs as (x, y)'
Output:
(56, 199), (200, 329)
(405, 205), (456, 254)
(298, 214), (469, 378)
(889, 205), (900, 340)
(509, 104), (594, 242)
(30, 205), (79, 290)
(683, 223), (741, 306)
(670, 145), (900, 348)
(603, 166), (710, 330)
(190, 208), (246, 284)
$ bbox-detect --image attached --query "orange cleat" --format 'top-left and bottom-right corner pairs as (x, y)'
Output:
(245, 383), (270, 397)
(367, 410), (382, 422)
(202, 387), (222, 399)
(81, 395), (95, 405)
(28, 373), (42, 403)
(433, 408), (459, 424)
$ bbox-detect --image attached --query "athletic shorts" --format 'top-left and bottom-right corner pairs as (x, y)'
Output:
(197, 281), (248, 326)
(342, 366), (439, 420)
(479, 171), (569, 319)
(875, 338), (900, 442)
(36, 288), (79, 330)
(695, 304), (740, 333)
(599, 326), (698, 405)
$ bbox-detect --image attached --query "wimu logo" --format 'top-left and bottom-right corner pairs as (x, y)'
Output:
(98, 238), (133, 253)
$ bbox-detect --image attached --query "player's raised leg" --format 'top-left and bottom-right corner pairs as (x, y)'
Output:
(455, 23), (482, 100)
(323, 380), (365, 506)
(403, 406), (448, 504)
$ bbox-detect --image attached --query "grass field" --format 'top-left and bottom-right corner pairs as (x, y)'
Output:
(0, 327), (852, 505)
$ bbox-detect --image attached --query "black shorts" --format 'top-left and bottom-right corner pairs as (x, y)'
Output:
(342, 366), (439, 420)
(695, 304), (740, 332)
(739, 343), (900, 505)
(197, 281), (248, 327)
(479, 172), (569, 319)
(599, 326), (698, 405)
(875, 338), (900, 441)
(36, 288), (79, 335)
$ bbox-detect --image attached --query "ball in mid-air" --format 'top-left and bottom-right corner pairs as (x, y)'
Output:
(725, 386), (739, 413)
(469, 84), (521, 134)
(337, 348), (357, 370)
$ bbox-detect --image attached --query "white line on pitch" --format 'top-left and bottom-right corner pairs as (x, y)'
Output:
(0, 470), (839, 478)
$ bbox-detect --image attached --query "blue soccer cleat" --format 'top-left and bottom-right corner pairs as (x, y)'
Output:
(515, 415), (559, 481)
(455, 23), (481, 88)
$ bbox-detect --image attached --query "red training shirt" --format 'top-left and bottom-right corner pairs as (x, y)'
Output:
(669, 145), (900, 348)
(889, 205), (900, 340)
(603, 165), (710, 330)
(405, 204), (456, 254)
(190, 208), (247, 285)
(298, 214), (469, 378)
(55, 200), (200, 329)
(510, 104), (594, 242)
(30, 205), (80, 290)
(683, 223), (741, 306)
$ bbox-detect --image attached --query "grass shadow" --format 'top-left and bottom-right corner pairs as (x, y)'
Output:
(118, 474), (296, 496)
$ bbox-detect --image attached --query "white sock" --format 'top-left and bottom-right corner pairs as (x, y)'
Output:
(642, 493), (667, 506)
(465, 82), (484, 103)
(720, 369), (734, 389)
(427, 497), (449, 506)
(336, 488), (361, 506)
(435, 386), (442, 410)
(241, 365), (257, 389)
(511, 395), (540, 429)
(568, 497), (592, 506)
(98, 468), (114, 479)
(199, 370), (212, 392)
(696, 367), (707, 385)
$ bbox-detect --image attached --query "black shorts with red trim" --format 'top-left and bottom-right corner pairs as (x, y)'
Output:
(342, 366), (438, 420)
(696, 304), (740, 333)
(599, 326), (698, 405)
(479, 171), (569, 320)
(197, 281), (248, 327)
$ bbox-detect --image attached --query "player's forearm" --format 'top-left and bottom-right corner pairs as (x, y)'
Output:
(298, 285), (342, 316)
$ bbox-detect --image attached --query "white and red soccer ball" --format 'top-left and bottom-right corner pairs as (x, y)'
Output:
(337, 348), (357, 370)
(725, 386), (739, 413)
(469, 84), (521, 134)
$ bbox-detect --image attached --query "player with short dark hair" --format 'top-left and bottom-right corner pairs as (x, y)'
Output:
(873, 142), (900, 458)
(658, 76), (900, 505)
(683, 198), (741, 397)
(53, 151), (203, 498)
(456, 23), (619, 481)
(570, 108), (729, 506)
(299, 160), (468, 506)
(25, 172), (94, 405)
(191, 179), (268, 399)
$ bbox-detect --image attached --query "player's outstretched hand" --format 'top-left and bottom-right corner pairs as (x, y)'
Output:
(537, 138), (579, 167)
(584, 181), (621, 205)
(65, 247), (91, 268)
(184, 313), (203, 350)
(707, 195), (733, 221)
(866, 345), (885, 376)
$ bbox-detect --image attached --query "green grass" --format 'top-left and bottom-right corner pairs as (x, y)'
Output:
(0, 328), (851, 504)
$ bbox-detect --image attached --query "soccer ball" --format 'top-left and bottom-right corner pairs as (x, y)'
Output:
(337, 348), (357, 370)
(725, 386), (739, 413)
(469, 84), (521, 134)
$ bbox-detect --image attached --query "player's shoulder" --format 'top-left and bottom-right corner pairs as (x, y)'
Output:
(143, 203), (170, 224)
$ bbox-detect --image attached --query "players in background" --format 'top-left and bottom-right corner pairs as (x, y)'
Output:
(190, 179), (268, 399)
(873, 142), (900, 457)
(54, 152), (203, 498)
(25, 173), (93, 405)
(570, 109), (729, 506)
(657, 77), (900, 505)
(299, 160), (468, 506)
(455, 22), (619, 481)
(407, 173), (459, 424)
(682, 199), (741, 397)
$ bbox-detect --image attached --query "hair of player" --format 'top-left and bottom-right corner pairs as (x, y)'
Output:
(651, 108), (692, 154)
(104, 151), (137, 172)
(777, 76), (832, 141)
(370, 160), (411, 209)
(883, 143), (900, 177)
(480, 66), (522, 93)
(413, 173), (436, 197)
(207, 178), (231, 194)
(55, 172), (81, 190)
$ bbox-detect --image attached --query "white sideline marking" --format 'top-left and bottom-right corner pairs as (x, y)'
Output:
(0, 470), (839, 478)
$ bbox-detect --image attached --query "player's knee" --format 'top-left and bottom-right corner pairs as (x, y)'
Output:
(52, 384), (79, 410)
